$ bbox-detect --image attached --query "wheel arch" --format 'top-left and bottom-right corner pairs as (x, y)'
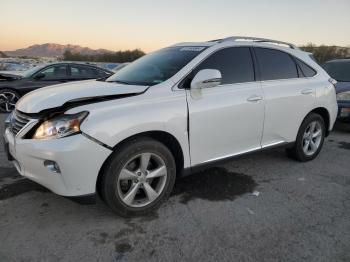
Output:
(96, 130), (185, 195)
(308, 107), (331, 136)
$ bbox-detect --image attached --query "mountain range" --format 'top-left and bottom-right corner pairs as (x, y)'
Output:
(3, 43), (114, 58)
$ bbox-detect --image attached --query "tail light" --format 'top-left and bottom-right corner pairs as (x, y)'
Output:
(328, 78), (337, 86)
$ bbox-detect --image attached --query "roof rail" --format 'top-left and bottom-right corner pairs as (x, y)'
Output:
(209, 36), (299, 50)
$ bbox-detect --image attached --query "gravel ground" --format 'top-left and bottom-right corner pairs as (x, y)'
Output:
(0, 113), (349, 262)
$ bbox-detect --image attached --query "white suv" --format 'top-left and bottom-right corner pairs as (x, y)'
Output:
(4, 37), (337, 216)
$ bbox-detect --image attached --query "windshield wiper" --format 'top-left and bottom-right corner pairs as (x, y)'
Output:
(108, 80), (131, 85)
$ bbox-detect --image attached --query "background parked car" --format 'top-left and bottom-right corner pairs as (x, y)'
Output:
(0, 62), (113, 113)
(323, 58), (350, 122)
(112, 62), (130, 72)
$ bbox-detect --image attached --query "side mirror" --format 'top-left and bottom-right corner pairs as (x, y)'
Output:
(191, 69), (222, 90)
(34, 73), (45, 80)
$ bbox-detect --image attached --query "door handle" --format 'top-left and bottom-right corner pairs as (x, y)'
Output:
(301, 89), (314, 95)
(247, 95), (263, 102)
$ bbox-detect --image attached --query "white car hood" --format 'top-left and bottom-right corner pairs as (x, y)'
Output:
(16, 80), (148, 114)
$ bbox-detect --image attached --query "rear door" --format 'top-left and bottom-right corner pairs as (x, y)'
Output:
(69, 65), (105, 81)
(186, 47), (265, 165)
(254, 47), (317, 146)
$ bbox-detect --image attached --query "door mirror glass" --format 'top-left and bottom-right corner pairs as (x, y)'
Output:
(33, 72), (45, 80)
(191, 69), (221, 89)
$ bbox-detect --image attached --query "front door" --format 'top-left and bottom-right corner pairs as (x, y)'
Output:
(186, 47), (265, 166)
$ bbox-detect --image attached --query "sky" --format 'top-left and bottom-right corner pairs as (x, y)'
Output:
(1, 0), (349, 53)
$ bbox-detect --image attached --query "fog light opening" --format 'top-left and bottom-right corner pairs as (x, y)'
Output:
(44, 160), (61, 174)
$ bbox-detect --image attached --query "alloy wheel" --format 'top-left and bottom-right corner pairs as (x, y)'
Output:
(116, 152), (168, 208)
(0, 91), (19, 112)
(302, 120), (323, 156)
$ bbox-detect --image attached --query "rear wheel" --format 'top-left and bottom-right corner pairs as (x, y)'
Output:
(286, 113), (326, 162)
(99, 137), (176, 217)
(0, 89), (20, 113)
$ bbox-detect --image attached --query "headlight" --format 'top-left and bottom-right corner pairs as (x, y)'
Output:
(337, 91), (350, 101)
(33, 111), (88, 140)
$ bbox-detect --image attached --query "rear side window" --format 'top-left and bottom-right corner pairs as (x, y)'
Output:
(255, 48), (298, 80)
(194, 47), (255, 85)
(70, 65), (101, 78)
(295, 58), (317, 77)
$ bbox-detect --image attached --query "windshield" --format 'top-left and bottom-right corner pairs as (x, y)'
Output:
(22, 64), (48, 78)
(106, 46), (207, 86)
(323, 61), (350, 82)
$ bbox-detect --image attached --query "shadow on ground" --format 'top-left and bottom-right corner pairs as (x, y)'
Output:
(1, 166), (257, 206)
(0, 167), (48, 200)
(172, 167), (257, 204)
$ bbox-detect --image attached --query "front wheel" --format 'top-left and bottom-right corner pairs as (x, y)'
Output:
(99, 138), (176, 217)
(0, 89), (20, 113)
(286, 113), (326, 162)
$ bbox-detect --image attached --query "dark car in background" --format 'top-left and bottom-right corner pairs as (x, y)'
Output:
(323, 59), (350, 122)
(0, 63), (113, 112)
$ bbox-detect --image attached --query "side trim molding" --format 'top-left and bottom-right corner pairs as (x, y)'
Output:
(179, 141), (293, 177)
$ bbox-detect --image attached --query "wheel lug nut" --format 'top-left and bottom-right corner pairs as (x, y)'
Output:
(134, 179), (138, 183)
(137, 172), (141, 176)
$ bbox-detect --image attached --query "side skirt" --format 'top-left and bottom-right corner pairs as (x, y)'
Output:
(179, 141), (294, 177)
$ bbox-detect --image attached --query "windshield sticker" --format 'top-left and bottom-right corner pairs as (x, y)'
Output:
(180, 47), (206, 52)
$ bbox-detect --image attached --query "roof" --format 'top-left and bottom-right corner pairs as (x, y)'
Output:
(32, 61), (113, 72)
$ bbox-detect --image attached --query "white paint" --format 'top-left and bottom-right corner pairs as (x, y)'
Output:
(5, 39), (338, 197)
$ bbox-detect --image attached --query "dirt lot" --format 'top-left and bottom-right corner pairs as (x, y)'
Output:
(0, 114), (349, 262)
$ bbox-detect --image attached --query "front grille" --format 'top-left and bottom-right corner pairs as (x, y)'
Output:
(10, 110), (32, 135)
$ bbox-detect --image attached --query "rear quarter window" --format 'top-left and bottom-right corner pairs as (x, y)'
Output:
(295, 58), (317, 77)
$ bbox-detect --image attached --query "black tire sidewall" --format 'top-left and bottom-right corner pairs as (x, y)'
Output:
(101, 138), (176, 217)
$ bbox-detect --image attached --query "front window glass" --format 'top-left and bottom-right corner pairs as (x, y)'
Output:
(38, 65), (67, 79)
(23, 64), (47, 77)
(323, 61), (350, 82)
(106, 46), (207, 86)
(193, 47), (255, 85)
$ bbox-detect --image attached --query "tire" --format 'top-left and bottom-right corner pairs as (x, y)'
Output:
(99, 137), (176, 217)
(286, 113), (326, 162)
(0, 89), (20, 113)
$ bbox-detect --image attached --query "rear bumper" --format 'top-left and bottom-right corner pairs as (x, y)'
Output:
(4, 128), (111, 196)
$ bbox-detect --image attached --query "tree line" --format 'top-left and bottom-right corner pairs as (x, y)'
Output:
(62, 49), (145, 63)
(300, 44), (349, 64)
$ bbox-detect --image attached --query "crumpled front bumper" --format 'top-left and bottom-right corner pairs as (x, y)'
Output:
(3, 128), (111, 196)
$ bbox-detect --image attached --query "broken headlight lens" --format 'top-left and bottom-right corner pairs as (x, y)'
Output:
(33, 111), (88, 140)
